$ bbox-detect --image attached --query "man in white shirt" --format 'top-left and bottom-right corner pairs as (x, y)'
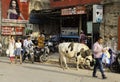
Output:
(22, 36), (33, 62)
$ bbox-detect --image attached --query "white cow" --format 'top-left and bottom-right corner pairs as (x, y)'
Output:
(58, 42), (93, 70)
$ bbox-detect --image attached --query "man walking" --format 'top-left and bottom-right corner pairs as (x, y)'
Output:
(92, 37), (107, 79)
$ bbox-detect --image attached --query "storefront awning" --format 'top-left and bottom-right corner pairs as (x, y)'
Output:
(29, 9), (61, 24)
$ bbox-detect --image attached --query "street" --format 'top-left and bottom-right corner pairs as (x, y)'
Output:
(0, 54), (120, 82)
(0, 0), (120, 82)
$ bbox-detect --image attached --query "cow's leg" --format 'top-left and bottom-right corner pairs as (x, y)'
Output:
(79, 59), (85, 69)
(81, 59), (85, 69)
(76, 57), (80, 70)
(59, 53), (63, 68)
(63, 56), (69, 69)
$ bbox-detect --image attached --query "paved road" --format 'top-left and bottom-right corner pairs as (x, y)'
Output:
(0, 55), (120, 82)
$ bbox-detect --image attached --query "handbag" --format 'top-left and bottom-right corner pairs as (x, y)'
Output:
(6, 49), (10, 56)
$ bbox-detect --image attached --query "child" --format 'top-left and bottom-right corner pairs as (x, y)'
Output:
(14, 39), (22, 64)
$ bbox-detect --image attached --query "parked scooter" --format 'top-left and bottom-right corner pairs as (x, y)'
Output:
(45, 35), (59, 53)
(109, 52), (120, 73)
(102, 48), (120, 73)
(34, 44), (49, 63)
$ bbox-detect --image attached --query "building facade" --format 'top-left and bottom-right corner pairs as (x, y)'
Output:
(50, 0), (120, 51)
(50, 0), (101, 48)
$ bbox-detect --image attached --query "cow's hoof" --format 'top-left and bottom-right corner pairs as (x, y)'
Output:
(81, 66), (85, 69)
(60, 65), (63, 68)
(62, 67), (69, 70)
(65, 67), (69, 69)
(77, 68), (80, 71)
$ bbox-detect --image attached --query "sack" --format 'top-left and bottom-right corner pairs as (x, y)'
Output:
(6, 49), (10, 56)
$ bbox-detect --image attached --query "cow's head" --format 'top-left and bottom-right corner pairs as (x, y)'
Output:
(77, 48), (84, 56)
(80, 49), (92, 58)
(85, 55), (94, 67)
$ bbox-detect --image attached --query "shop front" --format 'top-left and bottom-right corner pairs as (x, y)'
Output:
(60, 6), (87, 42)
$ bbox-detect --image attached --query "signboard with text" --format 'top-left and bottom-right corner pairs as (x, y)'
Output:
(2, 26), (24, 35)
(61, 6), (86, 15)
(93, 5), (103, 23)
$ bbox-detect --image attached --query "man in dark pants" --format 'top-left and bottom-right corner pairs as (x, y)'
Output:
(22, 36), (33, 62)
(92, 37), (107, 79)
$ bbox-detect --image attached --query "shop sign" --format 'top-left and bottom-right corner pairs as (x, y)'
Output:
(93, 5), (103, 23)
(1, 27), (11, 35)
(20, 0), (28, 2)
(61, 6), (86, 15)
(61, 27), (78, 36)
(2, 19), (28, 23)
(1, 26), (24, 35)
(16, 27), (24, 35)
(2, 23), (25, 27)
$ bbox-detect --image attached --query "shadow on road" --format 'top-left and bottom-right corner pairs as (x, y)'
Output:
(22, 65), (94, 79)
(0, 57), (10, 64)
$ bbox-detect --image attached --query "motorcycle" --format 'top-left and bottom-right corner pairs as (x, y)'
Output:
(22, 44), (34, 63)
(102, 48), (120, 73)
(45, 35), (59, 53)
(34, 44), (49, 63)
(109, 52), (120, 73)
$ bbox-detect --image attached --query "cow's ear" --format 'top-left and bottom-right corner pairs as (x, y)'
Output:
(85, 49), (92, 56)
(80, 48), (84, 52)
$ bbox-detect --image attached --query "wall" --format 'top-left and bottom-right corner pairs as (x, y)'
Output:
(118, 17), (120, 50)
(50, 0), (101, 8)
(100, 3), (120, 51)
(29, 0), (50, 13)
(101, 0), (120, 4)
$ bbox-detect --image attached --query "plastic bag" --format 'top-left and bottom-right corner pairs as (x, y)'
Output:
(102, 54), (110, 64)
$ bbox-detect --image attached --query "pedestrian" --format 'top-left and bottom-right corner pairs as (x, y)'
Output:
(79, 31), (86, 44)
(37, 33), (45, 48)
(92, 37), (107, 79)
(14, 39), (22, 64)
(0, 40), (2, 55)
(8, 36), (15, 64)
